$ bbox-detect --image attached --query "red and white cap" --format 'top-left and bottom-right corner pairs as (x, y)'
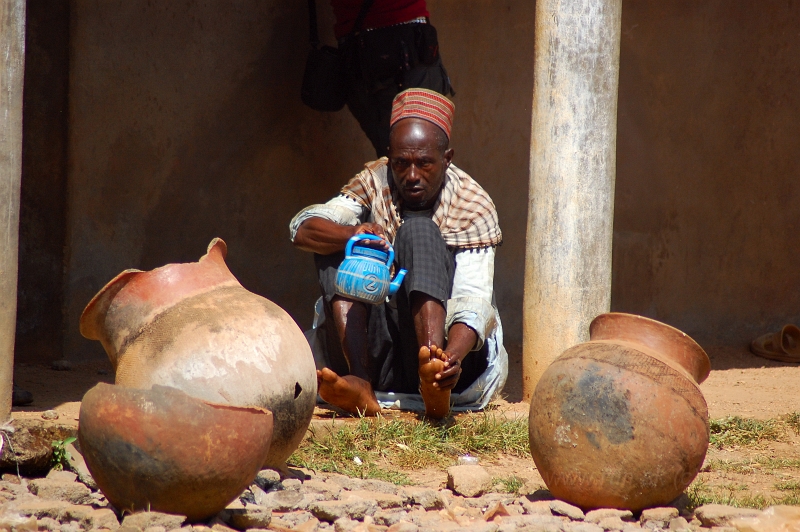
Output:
(390, 88), (455, 139)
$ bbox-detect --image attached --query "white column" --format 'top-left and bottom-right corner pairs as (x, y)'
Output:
(523, 0), (622, 400)
(0, 0), (26, 422)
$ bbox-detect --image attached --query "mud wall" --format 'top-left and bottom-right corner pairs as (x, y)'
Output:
(61, 1), (533, 359)
(47, 0), (800, 361)
(612, 1), (800, 344)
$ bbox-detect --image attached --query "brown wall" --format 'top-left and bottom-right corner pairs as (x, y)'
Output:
(17, 0), (70, 363)
(613, 1), (800, 344)
(61, 0), (533, 359)
(17, 0), (795, 362)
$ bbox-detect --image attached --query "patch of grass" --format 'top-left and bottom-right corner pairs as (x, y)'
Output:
(709, 416), (783, 449)
(50, 436), (77, 471)
(495, 475), (524, 495)
(775, 480), (800, 491)
(784, 412), (800, 435)
(705, 456), (800, 473)
(687, 478), (768, 510)
(289, 413), (530, 484)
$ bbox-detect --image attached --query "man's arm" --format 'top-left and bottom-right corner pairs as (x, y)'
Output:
(294, 218), (389, 255)
(435, 247), (497, 389)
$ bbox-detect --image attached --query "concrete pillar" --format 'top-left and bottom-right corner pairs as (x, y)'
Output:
(522, 0), (622, 400)
(0, 0), (26, 422)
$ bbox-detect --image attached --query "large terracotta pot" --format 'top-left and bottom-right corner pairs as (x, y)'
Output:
(528, 313), (710, 511)
(80, 238), (317, 467)
(78, 383), (273, 522)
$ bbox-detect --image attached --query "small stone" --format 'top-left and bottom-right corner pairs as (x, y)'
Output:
(254, 469), (281, 490)
(668, 516), (691, 531)
(597, 516), (627, 530)
(373, 510), (408, 527)
(348, 490), (403, 509)
(464, 522), (499, 532)
(46, 470), (78, 483)
(483, 501), (510, 522)
(310, 498), (378, 522)
(302, 480), (342, 499)
(550, 500), (585, 520)
(386, 521), (418, 532)
(64, 443), (99, 490)
(327, 475), (366, 492)
(145, 527), (167, 532)
(28, 479), (92, 505)
(446, 465), (493, 498)
(361, 479), (399, 495)
(41, 410), (60, 420)
(121, 512), (186, 530)
(210, 521), (237, 532)
(294, 517), (321, 532)
(37, 517), (60, 531)
(12, 498), (73, 520)
(400, 487), (444, 510)
(515, 497), (552, 516)
(640, 507), (679, 528)
(282, 478), (302, 490)
(84, 508), (121, 530)
(2, 474), (21, 484)
(585, 509), (634, 524)
(224, 505), (272, 531)
(50, 360), (73, 371)
(333, 517), (359, 532)
(259, 489), (310, 511)
(60, 522), (82, 532)
(693, 505), (761, 527)
(567, 523), (604, 532)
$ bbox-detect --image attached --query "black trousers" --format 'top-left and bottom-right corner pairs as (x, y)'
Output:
(342, 23), (454, 158)
(315, 216), (488, 394)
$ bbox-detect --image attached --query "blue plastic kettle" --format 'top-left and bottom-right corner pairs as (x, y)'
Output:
(334, 234), (407, 305)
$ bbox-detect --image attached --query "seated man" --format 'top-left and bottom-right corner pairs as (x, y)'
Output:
(290, 89), (507, 418)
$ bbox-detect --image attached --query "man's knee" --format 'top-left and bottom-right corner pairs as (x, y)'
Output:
(394, 216), (445, 253)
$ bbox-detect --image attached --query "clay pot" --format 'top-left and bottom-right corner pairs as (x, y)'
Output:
(528, 313), (710, 511)
(79, 238), (317, 467)
(78, 383), (273, 521)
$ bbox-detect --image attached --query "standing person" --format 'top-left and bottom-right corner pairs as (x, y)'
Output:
(290, 89), (507, 419)
(332, 0), (454, 157)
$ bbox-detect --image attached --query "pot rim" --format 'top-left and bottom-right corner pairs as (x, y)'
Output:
(79, 238), (229, 340)
(590, 312), (711, 384)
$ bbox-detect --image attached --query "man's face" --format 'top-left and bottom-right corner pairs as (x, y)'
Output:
(388, 119), (454, 210)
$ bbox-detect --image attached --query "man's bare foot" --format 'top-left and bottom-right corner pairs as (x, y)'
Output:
(419, 345), (451, 419)
(317, 368), (381, 416)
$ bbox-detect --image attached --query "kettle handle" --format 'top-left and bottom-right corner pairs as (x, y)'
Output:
(344, 234), (394, 265)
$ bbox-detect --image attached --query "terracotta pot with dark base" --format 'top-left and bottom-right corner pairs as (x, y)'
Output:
(80, 238), (317, 468)
(528, 313), (710, 511)
(78, 383), (273, 522)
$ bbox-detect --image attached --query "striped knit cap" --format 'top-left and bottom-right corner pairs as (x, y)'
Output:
(390, 88), (455, 139)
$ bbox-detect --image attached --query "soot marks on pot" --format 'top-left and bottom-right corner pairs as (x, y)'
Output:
(560, 363), (634, 446)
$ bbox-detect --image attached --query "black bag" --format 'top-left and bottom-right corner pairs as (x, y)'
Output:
(300, 0), (373, 112)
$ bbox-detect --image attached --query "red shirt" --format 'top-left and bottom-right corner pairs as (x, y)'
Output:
(331, 0), (429, 39)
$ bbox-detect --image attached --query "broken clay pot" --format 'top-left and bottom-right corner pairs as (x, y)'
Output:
(78, 383), (273, 521)
(79, 238), (317, 467)
(528, 313), (710, 511)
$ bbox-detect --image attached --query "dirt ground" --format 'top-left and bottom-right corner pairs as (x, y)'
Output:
(11, 343), (800, 507)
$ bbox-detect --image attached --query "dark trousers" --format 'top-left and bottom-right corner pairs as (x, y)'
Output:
(315, 217), (488, 394)
(343, 23), (454, 157)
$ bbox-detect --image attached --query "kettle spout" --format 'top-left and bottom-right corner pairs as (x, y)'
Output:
(389, 269), (408, 297)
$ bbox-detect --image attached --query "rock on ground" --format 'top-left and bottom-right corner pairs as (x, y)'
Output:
(694, 504), (762, 527)
(446, 465), (493, 498)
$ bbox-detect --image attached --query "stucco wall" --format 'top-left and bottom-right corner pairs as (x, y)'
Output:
(63, 0), (532, 359)
(612, 1), (800, 344)
(58, 0), (800, 364)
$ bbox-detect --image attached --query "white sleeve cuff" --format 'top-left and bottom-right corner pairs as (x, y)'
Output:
(445, 296), (497, 351)
(289, 196), (363, 241)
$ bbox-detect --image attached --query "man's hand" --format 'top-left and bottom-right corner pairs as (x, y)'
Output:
(432, 322), (478, 391)
(353, 222), (390, 252)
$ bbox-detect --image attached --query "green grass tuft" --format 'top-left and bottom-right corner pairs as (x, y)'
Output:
(289, 413), (529, 484)
(495, 475), (525, 495)
(709, 416), (783, 449)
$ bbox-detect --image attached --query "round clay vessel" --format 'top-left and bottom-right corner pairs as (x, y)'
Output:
(79, 238), (317, 467)
(78, 383), (273, 521)
(528, 312), (710, 511)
